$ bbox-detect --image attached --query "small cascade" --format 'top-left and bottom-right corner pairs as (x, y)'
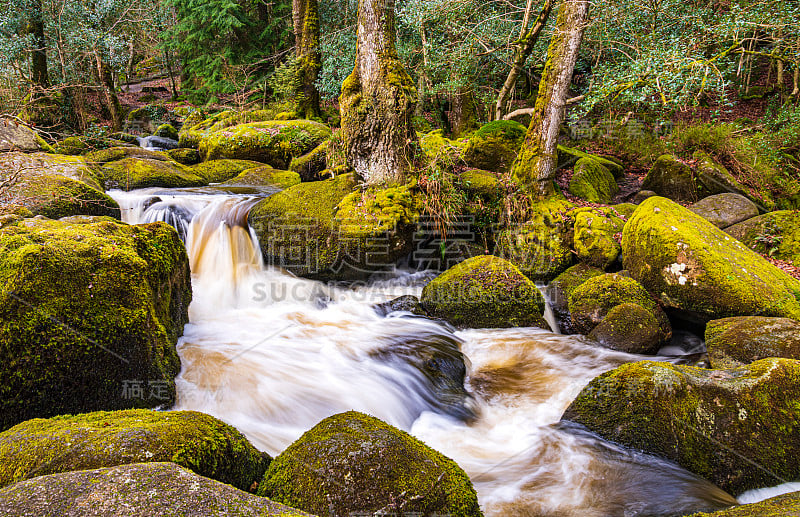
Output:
(108, 187), (740, 516)
(137, 135), (179, 151)
(536, 282), (561, 334)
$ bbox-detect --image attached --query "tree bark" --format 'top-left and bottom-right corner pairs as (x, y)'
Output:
(493, 0), (555, 121)
(450, 88), (478, 138)
(293, 0), (321, 119)
(511, 0), (589, 197)
(28, 0), (49, 88)
(340, 0), (418, 185)
(95, 51), (123, 131)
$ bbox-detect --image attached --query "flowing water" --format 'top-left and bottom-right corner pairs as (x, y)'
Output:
(112, 188), (742, 516)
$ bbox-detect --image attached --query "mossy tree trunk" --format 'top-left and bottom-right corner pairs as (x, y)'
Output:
(450, 88), (478, 138)
(512, 0), (588, 198)
(293, 0), (321, 119)
(94, 51), (123, 131)
(340, 0), (418, 185)
(493, 0), (555, 121)
(27, 0), (49, 89)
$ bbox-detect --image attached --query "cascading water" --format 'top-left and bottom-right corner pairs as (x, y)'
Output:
(111, 187), (741, 516)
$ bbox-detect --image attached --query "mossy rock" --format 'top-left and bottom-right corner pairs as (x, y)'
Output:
(258, 411), (482, 517)
(109, 132), (139, 145)
(568, 157), (619, 203)
(689, 491), (800, 516)
(494, 198), (574, 281)
(458, 169), (503, 199)
(568, 273), (670, 339)
(0, 218), (191, 430)
(0, 410), (268, 490)
(693, 150), (753, 201)
(0, 120), (40, 152)
(726, 211), (800, 267)
(187, 159), (262, 184)
(634, 190), (658, 204)
(373, 295), (427, 317)
(0, 152), (119, 219)
(225, 166), (301, 189)
(248, 176), (419, 280)
(85, 146), (169, 164)
(547, 263), (605, 334)
(154, 123), (179, 141)
(563, 358), (800, 495)
(568, 207), (625, 269)
(166, 147), (201, 165)
(588, 302), (668, 354)
(0, 462), (311, 517)
(642, 155), (698, 202)
(557, 145), (624, 179)
(705, 316), (800, 368)
(420, 130), (467, 162)
(421, 255), (546, 329)
(198, 120), (331, 169)
(463, 120), (526, 174)
(289, 141), (328, 181)
(102, 157), (206, 190)
(54, 136), (88, 155)
(622, 197), (800, 322)
(690, 193), (759, 229)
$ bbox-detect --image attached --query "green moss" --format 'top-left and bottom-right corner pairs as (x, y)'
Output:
(154, 124), (178, 141)
(689, 491), (800, 516)
(568, 207), (624, 268)
(259, 411), (482, 517)
(458, 169), (503, 199)
(187, 159), (262, 184)
(726, 211), (800, 266)
(641, 155), (698, 202)
(0, 409), (267, 490)
(693, 150), (753, 201)
(568, 273), (670, 336)
(102, 157), (207, 190)
(548, 262), (605, 317)
(588, 302), (667, 354)
(622, 197), (800, 320)
(54, 137), (87, 155)
(420, 130), (467, 163)
(568, 157), (619, 203)
(85, 146), (168, 164)
(166, 147), (200, 165)
(288, 140), (328, 181)
(0, 218), (191, 430)
(226, 166), (301, 189)
(198, 120), (331, 168)
(705, 317), (800, 368)
(336, 183), (422, 236)
(463, 120), (527, 173)
(34, 133), (55, 154)
(421, 255), (546, 328)
(557, 145), (624, 179)
(564, 358), (800, 495)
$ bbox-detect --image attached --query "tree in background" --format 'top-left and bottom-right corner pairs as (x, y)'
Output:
(292, 0), (321, 118)
(340, 0), (418, 185)
(512, 0), (589, 197)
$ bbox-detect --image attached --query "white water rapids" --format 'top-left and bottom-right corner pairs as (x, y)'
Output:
(112, 187), (742, 516)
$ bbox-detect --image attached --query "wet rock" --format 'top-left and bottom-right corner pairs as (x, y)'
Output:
(564, 358), (800, 494)
(688, 490), (800, 515)
(547, 263), (605, 334)
(258, 411), (482, 517)
(421, 255), (546, 329)
(0, 462), (309, 517)
(0, 410), (268, 490)
(622, 197), (800, 322)
(690, 193), (759, 229)
(705, 316), (800, 368)
(373, 295), (427, 316)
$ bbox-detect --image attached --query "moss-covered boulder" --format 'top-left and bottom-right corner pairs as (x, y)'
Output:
(85, 146), (169, 164)
(463, 120), (526, 173)
(187, 159), (262, 184)
(154, 123), (179, 141)
(569, 207), (625, 269)
(726, 211), (800, 266)
(421, 255), (546, 328)
(0, 462), (311, 517)
(642, 155), (698, 202)
(0, 410), (267, 490)
(198, 120), (331, 168)
(634, 189), (658, 204)
(546, 263), (605, 334)
(690, 193), (759, 229)
(54, 136), (88, 155)
(495, 198), (574, 281)
(178, 109), (275, 149)
(0, 152), (119, 219)
(458, 169), (504, 199)
(693, 150), (752, 200)
(705, 317), (800, 368)
(568, 157), (619, 203)
(258, 411), (482, 517)
(0, 120), (40, 152)
(101, 157), (206, 190)
(689, 491), (800, 516)
(420, 130), (467, 163)
(166, 147), (201, 165)
(289, 141), (329, 182)
(622, 197), (800, 322)
(225, 166), (301, 189)
(563, 358), (800, 494)
(0, 218), (191, 430)
(588, 303), (669, 354)
(557, 145), (624, 179)
(248, 176), (419, 280)
(568, 273), (671, 342)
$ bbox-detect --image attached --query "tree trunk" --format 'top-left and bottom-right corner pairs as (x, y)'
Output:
(28, 0), (49, 88)
(293, 0), (321, 119)
(450, 88), (478, 138)
(494, 0), (555, 121)
(340, 0), (418, 185)
(95, 52), (123, 131)
(511, 0), (589, 197)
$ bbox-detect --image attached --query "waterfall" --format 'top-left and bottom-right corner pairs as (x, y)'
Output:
(110, 187), (740, 516)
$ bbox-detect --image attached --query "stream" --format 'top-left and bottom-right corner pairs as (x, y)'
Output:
(111, 187), (741, 516)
